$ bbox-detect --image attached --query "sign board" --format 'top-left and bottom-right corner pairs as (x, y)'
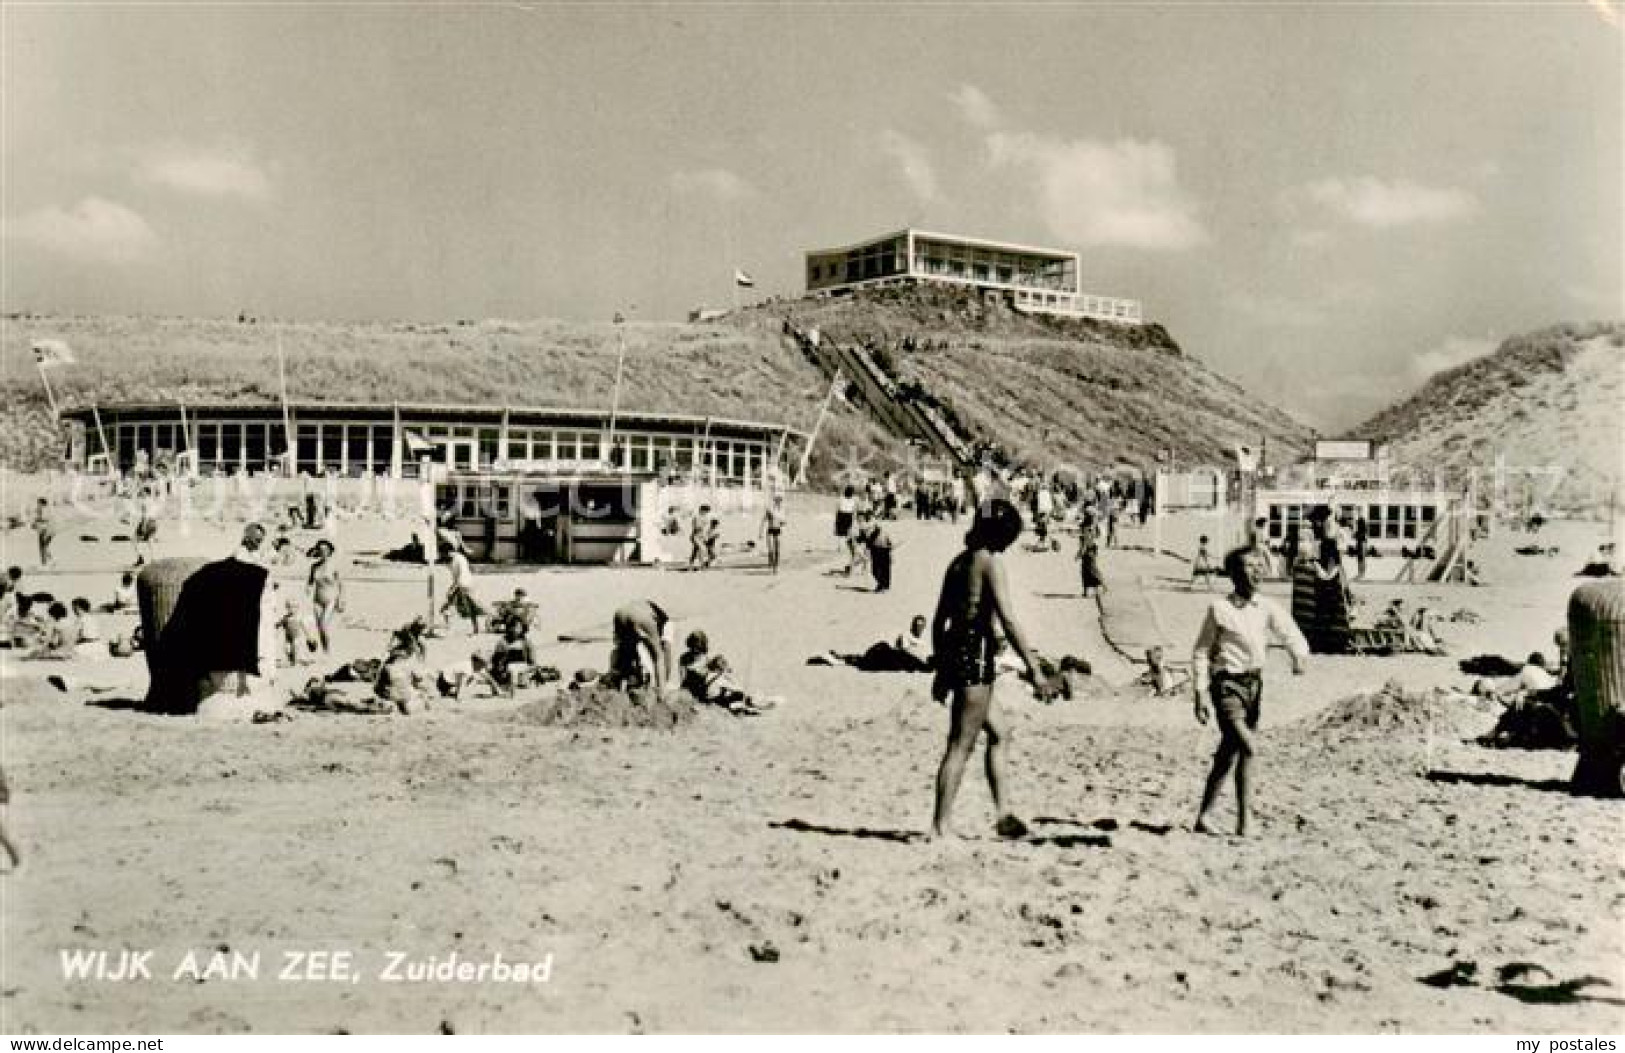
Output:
(1314, 439), (1374, 462)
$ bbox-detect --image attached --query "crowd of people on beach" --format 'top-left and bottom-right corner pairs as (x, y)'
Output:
(0, 442), (1607, 874)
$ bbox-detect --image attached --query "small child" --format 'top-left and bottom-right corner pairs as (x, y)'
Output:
(70, 598), (102, 653)
(277, 597), (314, 666)
(436, 653), (498, 701)
(110, 572), (137, 612)
(1190, 535), (1216, 591)
(704, 517), (722, 568)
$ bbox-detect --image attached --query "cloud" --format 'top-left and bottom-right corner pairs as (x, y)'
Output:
(988, 132), (1208, 250)
(1230, 293), (1326, 328)
(1411, 335), (1495, 381)
(7, 197), (158, 264)
(1303, 176), (1478, 228)
(880, 130), (941, 204)
(669, 167), (756, 202)
(139, 146), (272, 202)
(950, 84), (1000, 129)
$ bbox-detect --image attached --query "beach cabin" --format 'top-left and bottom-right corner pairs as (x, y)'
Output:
(1253, 440), (1478, 582)
(436, 469), (661, 565)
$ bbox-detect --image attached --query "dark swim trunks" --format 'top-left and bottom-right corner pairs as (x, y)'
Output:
(1210, 669), (1262, 733)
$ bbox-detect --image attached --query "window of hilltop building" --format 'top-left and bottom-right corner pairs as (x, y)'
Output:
(556, 430), (579, 463)
(479, 428), (500, 468)
(507, 430), (529, 464)
(579, 431), (602, 463)
(627, 435), (650, 472)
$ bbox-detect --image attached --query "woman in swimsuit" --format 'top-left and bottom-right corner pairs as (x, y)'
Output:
(307, 539), (344, 655)
(929, 499), (1059, 841)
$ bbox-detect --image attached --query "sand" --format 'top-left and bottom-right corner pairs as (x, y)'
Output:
(0, 503), (1620, 1034)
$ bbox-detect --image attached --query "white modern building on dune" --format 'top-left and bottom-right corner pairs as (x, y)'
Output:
(803, 228), (1143, 323)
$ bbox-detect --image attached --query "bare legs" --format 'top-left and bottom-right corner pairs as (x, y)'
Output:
(1194, 721), (1255, 836)
(931, 682), (1017, 839)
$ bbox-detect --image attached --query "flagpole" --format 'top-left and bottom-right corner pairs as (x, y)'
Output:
(795, 366), (843, 488)
(35, 361), (60, 419)
(276, 330), (295, 474)
(607, 316), (627, 466)
(90, 404), (112, 470)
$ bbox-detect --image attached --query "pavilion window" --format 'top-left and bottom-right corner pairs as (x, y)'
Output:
(347, 424), (372, 475)
(556, 430), (579, 462)
(198, 423), (220, 466)
(319, 424), (343, 468)
(507, 429), (529, 463)
(579, 431), (602, 462)
(628, 435), (651, 471)
(370, 427), (393, 471)
(245, 423), (267, 467)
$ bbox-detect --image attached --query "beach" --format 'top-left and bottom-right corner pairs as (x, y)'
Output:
(1, 501), (1619, 1034)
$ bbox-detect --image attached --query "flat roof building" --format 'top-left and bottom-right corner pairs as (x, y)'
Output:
(804, 228), (1143, 323)
(59, 400), (800, 487)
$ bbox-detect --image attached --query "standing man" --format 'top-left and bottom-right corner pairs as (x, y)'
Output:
(929, 499), (1058, 841)
(32, 499), (55, 568)
(1191, 547), (1310, 837)
(759, 493), (787, 573)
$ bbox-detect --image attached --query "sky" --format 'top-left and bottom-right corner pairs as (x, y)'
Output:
(3, 2), (1620, 430)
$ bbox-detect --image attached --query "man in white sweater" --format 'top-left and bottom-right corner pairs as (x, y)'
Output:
(1191, 546), (1311, 837)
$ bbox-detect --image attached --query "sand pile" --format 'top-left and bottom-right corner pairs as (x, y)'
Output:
(509, 683), (699, 730)
(1306, 679), (1499, 740)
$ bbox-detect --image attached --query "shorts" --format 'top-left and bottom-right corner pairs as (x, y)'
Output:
(1210, 669), (1262, 734)
(834, 511), (854, 538)
(937, 635), (996, 691)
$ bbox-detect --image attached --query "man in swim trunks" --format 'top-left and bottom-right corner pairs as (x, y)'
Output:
(929, 499), (1059, 841)
(609, 599), (675, 697)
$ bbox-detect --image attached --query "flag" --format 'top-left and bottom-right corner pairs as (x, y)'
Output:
(31, 339), (76, 369)
(733, 269), (755, 288)
(402, 429), (433, 457)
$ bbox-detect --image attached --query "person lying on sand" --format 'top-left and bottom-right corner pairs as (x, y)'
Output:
(929, 499), (1060, 842)
(1191, 546), (1310, 838)
(809, 615), (935, 673)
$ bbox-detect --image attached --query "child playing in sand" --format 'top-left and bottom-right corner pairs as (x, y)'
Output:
(26, 602), (77, 661)
(1190, 535), (1217, 591)
(1190, 547), (1310, 837)
(436, 653), (499, 701)
(70, 598), (101, 653)
(374, 633), (431, 715)
(109, 571), (137, 613)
